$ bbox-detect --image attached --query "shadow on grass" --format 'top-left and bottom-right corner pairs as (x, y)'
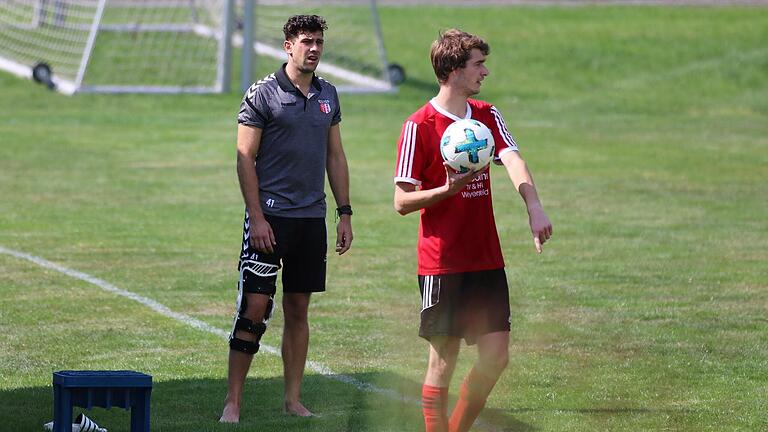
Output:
(0, 371), (535, 432)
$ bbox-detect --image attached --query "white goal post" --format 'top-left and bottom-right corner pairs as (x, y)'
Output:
(0, 0), (234, 94)
(0, 0), (398, 95)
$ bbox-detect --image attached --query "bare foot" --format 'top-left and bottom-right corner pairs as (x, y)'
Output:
(219, 401), (240, 423)
(283, 400), (313, 417)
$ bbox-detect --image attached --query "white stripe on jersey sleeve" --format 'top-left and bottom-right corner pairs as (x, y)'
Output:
(396, 121), (412, 177)
(491, 106), (518, 151)
(395, 121), (421, 185)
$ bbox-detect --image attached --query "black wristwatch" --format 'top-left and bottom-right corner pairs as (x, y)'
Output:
(336, 204), (353, 220)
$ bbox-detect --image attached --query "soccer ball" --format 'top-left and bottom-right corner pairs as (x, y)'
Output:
(440, 119), (495, 173)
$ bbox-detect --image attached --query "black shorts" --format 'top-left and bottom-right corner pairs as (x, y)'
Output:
(419, 268), (511, 345)
(238, 214), (327, 295)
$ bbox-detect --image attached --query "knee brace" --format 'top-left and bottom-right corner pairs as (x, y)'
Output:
(229, 291), (274, 355)
(229, 316), (267, 354)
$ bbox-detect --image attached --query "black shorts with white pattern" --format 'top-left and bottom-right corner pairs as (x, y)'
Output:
(239, 214), (327, 295)
(418, 268), (510, 345)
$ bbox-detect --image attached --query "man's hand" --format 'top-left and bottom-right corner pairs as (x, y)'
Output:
(443, 162), (476, 195)
(249, 215), (276, 254)
(528, 204), (552, 254)
(335, 216), (353, 255)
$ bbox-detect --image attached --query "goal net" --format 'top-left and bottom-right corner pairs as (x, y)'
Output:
(240, 0), (394, 93)
(0, 0), (395, 95)
(0, 0), (231, 94)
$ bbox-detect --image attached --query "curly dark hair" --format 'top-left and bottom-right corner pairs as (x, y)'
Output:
(283, 15), (328, 41)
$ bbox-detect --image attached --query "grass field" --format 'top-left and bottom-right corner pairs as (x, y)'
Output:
(1, 4), (767, 431)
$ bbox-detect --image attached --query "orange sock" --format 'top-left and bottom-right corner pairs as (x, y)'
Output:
(422, 384), (449, 432)
(448, 368), (498, 432)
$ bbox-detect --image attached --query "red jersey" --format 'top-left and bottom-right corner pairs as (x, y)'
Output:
(394, 98), (519, 275)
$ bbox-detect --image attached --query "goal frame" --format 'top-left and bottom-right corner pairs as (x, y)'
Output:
(0, 0), (396, 95)
(0, 0), (235, 95)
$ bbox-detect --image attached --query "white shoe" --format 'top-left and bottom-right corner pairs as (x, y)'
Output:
(43, 413), (107, 432)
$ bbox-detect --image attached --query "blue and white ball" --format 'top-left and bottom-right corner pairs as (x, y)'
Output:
(440, 119), (495, 173)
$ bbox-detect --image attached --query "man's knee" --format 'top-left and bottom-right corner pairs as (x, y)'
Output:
(241, 292), (273, 320)
(229, 317), (266, 354)
(427, 355), (455, 378)
(476, 331), (510, 376)
(478, 348), (509, 376)
(426, 337), (461, 381)
(282, 293), (310, 323)
(229, 293), (274, 354)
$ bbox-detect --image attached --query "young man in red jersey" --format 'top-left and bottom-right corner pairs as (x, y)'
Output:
(394, 29), (552, 432)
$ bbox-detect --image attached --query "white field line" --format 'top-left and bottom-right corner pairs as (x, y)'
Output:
(0, 245), (416, 404)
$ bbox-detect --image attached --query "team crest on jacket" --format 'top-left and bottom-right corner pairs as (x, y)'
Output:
(318, 99), (331, 114)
